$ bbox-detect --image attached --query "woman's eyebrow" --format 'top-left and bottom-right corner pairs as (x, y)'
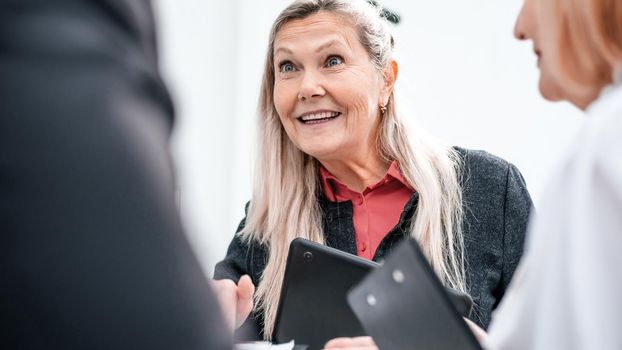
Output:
(313, 39), (348, 53)
(274, 38), (350, 57)
(274, 46), (294, 56)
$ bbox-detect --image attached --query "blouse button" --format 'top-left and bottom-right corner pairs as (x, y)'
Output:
(361, 243), (367, 252)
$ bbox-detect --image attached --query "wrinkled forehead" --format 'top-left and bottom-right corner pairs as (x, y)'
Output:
(273, 11), (360, 54)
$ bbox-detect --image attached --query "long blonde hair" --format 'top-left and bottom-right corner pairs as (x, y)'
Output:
(539, 0), (622, 95)
(241, 0), (466, 339)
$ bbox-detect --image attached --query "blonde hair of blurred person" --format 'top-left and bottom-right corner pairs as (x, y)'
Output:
(241, 0), (466, 337)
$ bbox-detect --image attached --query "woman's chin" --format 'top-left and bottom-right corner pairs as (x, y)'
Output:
(538, 77), (566, 103)
(298, 144), (342, 161)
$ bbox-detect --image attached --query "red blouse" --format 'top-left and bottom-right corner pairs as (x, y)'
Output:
(320, 161), (415, 260)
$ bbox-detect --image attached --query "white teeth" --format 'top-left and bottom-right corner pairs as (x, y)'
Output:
(300, 111), (340, 121)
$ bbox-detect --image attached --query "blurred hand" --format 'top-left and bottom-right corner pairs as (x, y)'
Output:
(323, 336), (379, 350)
(211, 275), (255, 332)
(464, 318), (488, 345)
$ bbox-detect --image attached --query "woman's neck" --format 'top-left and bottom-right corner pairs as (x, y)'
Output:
(571, 81), (609, 111)
(320, 155), (390, 193)
(574, 90), (601, 111)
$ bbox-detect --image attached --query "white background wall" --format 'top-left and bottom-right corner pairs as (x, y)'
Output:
(153, 0), (583, 275)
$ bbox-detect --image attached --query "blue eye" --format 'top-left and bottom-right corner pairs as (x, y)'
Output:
(326, 56), (343, 67)
(279, 62), (296, 73)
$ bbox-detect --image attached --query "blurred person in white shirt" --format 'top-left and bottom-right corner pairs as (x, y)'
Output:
(483, 0), (622, 349)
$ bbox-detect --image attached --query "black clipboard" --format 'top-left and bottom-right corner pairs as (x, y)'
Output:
(347, 239), (483, 350)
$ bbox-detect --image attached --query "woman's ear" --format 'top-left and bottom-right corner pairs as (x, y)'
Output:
(380, 59), (399, 106)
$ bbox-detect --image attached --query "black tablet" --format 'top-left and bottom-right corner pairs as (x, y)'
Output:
(273, 238), (473, 350)
(347, 239), (483, 350)
(273, 238), (375, 350)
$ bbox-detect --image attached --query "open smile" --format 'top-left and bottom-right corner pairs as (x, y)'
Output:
(297, 111), (341, 125)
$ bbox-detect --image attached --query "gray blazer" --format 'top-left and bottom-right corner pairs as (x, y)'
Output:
(215, 147), (532, 337)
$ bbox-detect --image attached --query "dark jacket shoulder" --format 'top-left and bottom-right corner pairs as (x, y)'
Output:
(455, 147), (515, 185)
(453, 147), (532, 326)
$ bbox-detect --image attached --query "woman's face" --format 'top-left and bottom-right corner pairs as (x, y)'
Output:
(272, 11), (393, 163)
(514, 0), (566, 102)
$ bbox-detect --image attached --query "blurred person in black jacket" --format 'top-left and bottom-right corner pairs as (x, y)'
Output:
(0, 1), (230, 349)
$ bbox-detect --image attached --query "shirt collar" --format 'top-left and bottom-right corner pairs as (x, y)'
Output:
(320, 160), (414, 202)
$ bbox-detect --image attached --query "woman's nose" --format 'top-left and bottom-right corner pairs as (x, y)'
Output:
(513, 1), (530, 41)
(297, 71), (325, 101)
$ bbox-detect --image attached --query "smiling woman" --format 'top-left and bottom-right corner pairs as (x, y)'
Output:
(212, 0), (533, 344)
(273, 12), (394, 189)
